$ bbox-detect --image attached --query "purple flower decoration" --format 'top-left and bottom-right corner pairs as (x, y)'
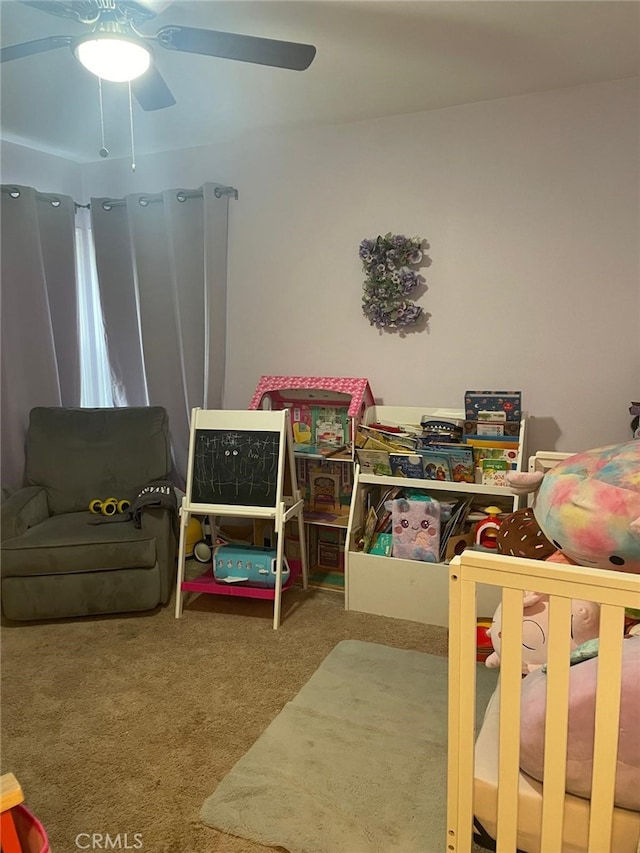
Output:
(360, 232), (430, 329)
(359, 238), (376, 257)
(395, 302), (423, 324)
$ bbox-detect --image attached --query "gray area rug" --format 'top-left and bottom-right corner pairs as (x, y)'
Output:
(201, 639), (498, 853)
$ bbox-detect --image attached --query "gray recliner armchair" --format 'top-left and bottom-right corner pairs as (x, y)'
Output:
(1, 406), (178, 621)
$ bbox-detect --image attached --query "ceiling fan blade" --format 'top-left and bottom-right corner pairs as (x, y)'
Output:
(131, 64), (176, 111)
(1, 35), (72, 63)
(154, 25), (316, 71)
(19, 1), (93, 23)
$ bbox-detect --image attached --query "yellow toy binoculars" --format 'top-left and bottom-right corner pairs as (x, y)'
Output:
(88, 497), (131, 516)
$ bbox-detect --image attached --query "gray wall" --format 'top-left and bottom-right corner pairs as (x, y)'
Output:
(4, 78), (639, 455)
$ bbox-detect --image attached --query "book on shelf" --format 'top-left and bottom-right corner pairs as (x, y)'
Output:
(361, 506), (379, 553)
(357, 425), (418, 452)
(481, 458), (510, 487)
(438, 495), (474, 561)
(464, 391), (522, 422)
(426, 443), (475, 483)
(356, 439), (518, 484)
(464, 419), (521, 438)
(374, 485), (402, 511)
(360, 435), (393, 452)
(465, 436), (520, 447)
(359, 485), (405, 553)
(366, 422), (415, 438)
(369, 507), (390, 537)
(372, 485), (403, 538)
(356, 448), (393, 476)
(369, 532), (393, 556)
(420, 451), (452, 481)
(465, 435), (519, 471)
(388, 453), (425, 479)
(472, 422), (504, 437)
(468, 444), (519, 470)
(368, 419), (424, 435)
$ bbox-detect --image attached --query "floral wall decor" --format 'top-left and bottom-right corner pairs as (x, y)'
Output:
(359, 233), (431, 331)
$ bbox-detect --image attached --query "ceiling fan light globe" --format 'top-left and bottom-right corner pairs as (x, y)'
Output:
(74, 37), (151, 82)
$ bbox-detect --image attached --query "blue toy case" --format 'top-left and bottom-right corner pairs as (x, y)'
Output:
(213, 544), (290, 588)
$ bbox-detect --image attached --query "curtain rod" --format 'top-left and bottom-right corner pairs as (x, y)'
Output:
(1, 184), (239, 211)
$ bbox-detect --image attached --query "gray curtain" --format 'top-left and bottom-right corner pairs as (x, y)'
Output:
(1, 185), (80, 494)
(90, 183), (230, 485)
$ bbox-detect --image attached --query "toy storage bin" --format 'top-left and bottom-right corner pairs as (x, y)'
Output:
(10, 804), (50, 853)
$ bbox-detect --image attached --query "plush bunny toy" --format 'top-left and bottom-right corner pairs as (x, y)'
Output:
(485, 591), (601, 674)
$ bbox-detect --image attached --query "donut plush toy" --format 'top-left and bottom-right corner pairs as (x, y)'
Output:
(496, 506), (556, 561)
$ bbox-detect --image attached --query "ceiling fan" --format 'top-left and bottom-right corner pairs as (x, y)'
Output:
(0, 0), (317, 111)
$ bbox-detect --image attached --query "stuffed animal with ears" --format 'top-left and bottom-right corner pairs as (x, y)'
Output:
(507, 440), (640, 574)
(519, 635), (640, 811)
(485, 591), (601, 674)
(487, 442), (640, 806)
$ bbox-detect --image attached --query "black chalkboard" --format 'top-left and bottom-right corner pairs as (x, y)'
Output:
(191, 429), (281, 507)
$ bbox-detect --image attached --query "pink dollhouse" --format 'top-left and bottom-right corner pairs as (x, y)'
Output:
(248, 376), (375, 459)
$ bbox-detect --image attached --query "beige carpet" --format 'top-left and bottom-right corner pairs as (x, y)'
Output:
(1, 583), (457, 852)
(201, 640), (498, 853)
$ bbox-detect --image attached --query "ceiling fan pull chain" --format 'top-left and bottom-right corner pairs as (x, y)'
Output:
(128, 80), (136, 172)
(98, 77), (109, 159)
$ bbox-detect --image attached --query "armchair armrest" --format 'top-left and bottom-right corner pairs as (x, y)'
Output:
(141, 506), (178, 604)
(1, 487), (49, 542)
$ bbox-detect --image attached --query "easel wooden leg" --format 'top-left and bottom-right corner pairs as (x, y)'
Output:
(174, 505), (190, 619)
(296, 508), (308, 590)
(272, 512), (286, 630)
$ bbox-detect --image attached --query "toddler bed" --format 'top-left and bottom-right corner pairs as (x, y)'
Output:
(447, 549), (640, 853)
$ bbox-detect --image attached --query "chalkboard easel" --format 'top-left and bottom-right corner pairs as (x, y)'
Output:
(174, 408), (308, 629)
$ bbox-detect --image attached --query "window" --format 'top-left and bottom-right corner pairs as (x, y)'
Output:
(74, 210), (115, 407)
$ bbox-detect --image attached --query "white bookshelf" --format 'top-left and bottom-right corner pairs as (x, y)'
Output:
(344, 406), (527, 626)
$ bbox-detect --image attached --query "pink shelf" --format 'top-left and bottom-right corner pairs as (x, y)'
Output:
(181, 560), (302, 600)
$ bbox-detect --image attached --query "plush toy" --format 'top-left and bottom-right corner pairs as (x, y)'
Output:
(390, 497), (440, 562)
(485, 591), (601, 673)
(519, 636), (640, 811)
(508, 440), (640, 574)
(496, 506), (556, 560)
(484, 442), (640, 811)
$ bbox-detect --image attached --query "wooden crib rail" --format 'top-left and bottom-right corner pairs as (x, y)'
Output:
(446, 551), (640, 853)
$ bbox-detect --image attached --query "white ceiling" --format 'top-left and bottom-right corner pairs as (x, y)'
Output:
(1, 0), (638, 164)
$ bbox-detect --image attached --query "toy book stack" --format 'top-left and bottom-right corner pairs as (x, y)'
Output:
(355, 420), (475, 483)
(463, 391), (523, 485)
